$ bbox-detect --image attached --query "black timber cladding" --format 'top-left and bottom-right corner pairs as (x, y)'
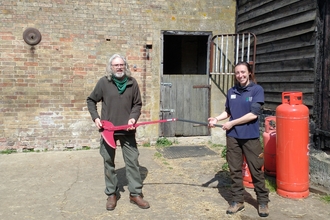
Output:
(236, 0), (317, 112)
(236, 0), (330, 150)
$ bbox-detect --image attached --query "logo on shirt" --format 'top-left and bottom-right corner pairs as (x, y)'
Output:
(231, 94), (236, 99)
(246, 97), (253, 102)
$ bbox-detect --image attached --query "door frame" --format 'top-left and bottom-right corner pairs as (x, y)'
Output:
(160, 30), (213, 137)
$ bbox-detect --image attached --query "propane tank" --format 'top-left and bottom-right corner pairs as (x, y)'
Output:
(276, 91), (309, 199)
(263, 116), (276, 176)
(242, 155), (254, 188)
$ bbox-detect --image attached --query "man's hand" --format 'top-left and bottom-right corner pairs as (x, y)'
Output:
(94, 118), (103, 129)
(127, 118), (136, 130)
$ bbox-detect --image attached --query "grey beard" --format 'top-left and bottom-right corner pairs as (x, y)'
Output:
(114, 72), (125, 78)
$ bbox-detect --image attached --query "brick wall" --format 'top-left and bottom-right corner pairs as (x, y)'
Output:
(0, 0), (236, 151)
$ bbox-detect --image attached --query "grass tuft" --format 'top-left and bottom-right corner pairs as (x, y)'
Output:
(142, 142), (151, 147)
(0, 149), (17, 154)
(156, 137), (172, 147)
(321, 195), (330, 203)
(265, 176), (277, 192)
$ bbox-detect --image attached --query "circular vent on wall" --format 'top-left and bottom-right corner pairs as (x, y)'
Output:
(23, 27), (42, 46)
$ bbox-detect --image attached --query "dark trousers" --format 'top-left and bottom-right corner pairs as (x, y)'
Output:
(99, 135), (143, 197)
(226, 136), (269, 204)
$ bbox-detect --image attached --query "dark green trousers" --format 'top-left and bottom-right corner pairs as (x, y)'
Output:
(226, 136), (270, 204)
(100, 135), (143, 197)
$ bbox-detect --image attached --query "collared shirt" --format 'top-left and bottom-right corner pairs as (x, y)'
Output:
(225, 82), (264, 139)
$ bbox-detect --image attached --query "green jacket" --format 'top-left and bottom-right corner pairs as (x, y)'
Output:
(87, 76), (142, 135)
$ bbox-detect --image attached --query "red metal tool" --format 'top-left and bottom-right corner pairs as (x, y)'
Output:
(101, 119), (177, 149)
(101, 118), (222, 149)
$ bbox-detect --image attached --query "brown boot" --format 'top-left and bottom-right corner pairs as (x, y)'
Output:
(129, 195), (150, 209)
(106, 194), (117, 211)
(258, 203), (269, 217)
(226, 202), (245, 214)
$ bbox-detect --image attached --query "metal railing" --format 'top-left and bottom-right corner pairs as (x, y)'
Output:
(210, 33), (257, 95)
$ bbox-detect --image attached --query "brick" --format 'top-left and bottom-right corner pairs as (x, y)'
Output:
(0, 0), (236, 150)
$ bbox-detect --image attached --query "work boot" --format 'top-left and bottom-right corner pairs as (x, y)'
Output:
(226, 202), (245, 214)
(106, 194), (117, 211)
(258, 203), (269, 217)
(129, 194), (150, 209)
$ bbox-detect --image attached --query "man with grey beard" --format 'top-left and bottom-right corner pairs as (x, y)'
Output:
(87, 54), (150, 211)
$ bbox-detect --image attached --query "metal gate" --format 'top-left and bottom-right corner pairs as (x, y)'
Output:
(210, 33), (257, 96)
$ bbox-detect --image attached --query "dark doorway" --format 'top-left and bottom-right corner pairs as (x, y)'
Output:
(163, 35), (209, 75)
(160, 31), (212, 137)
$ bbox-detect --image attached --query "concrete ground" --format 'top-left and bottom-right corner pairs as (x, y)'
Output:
(0, 145), (329, 220)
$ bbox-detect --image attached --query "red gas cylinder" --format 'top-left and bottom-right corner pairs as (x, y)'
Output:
(242, 155), (254, 188)
(276, 91), (309, 199)
(263, 116), (276, 176)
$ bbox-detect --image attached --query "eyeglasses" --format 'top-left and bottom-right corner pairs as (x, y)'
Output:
(112, 64), (125, 67)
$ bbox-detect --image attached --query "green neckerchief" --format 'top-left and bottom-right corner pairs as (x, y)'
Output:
(112, 75), (128, 94)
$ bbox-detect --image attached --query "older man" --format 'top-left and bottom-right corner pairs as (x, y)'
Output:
(87, 54), (149, 210)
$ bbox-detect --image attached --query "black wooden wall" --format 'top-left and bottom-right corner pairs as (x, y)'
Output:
(236, 0), (329, 150)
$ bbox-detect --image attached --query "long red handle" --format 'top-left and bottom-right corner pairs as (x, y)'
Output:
(101, 118), (221, 149)
(101, 118), (178, 131)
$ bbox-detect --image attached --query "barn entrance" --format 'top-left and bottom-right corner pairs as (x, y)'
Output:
(160, 31), (212, 137)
